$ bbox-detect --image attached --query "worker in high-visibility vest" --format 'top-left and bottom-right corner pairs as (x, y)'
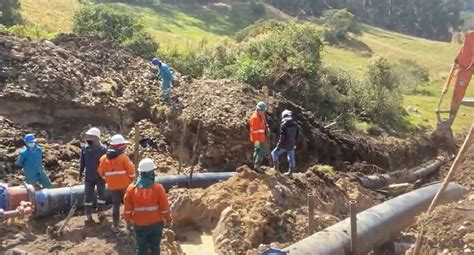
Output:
(98, 134), (135, 232)
(248, 102), (269, 172)
(123, 158), (173, 255)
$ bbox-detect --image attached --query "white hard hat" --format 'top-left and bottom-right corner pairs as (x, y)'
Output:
(138, 158), (156, 173)
(282, 109), (292, 118)
(110, 134), (128, 145)
(85, 127), (101, 138)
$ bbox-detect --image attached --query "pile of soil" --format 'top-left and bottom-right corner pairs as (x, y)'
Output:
(168, 166), (379, 254)
(409, 142), (474, 254)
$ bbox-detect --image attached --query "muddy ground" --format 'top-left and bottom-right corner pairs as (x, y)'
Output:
(0, 33), (466, 254)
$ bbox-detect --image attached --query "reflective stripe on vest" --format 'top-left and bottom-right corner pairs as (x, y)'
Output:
(134, 206), (159, 212)
(160, 210), (170, 214)
(252, 129), (265, 134)
(104, 170), (127, 176)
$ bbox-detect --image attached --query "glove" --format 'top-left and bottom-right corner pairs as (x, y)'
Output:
(254, 141), (260, 148)
(165, 219), (174, 228)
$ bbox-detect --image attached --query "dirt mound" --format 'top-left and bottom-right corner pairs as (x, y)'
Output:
(409, 143), (473, 253)
(168, 166), (378, 254)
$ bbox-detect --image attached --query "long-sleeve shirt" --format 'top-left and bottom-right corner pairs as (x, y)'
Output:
(16, 145), (44, 183)
(79, 144), (107, 182)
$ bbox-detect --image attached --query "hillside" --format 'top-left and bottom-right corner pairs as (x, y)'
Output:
(18, 0), (473, 132)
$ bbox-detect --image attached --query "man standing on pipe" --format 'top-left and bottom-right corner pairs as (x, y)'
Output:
(16, 134), (53, 189)
(98, 134), (135, 233)
(249, 102), (270, 172)
(272, 110), (299, 177)
(123, 158), (173, 255)
(79, 127), (107, 223)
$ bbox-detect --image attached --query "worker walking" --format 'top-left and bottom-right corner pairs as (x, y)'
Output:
(98, 134), (135, 232)
(151, 57), (174, 103)
(16, 134), (53, 189)
(272, 110), (299, 177)
(79, 127), (107, 223)
(123, 158), (173, 255)
(249, 102), (269, 172)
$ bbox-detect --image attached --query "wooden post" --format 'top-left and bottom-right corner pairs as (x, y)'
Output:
(350, 200), (358, 255)
(412, 124), (473, 255)
(188, 122), (201, 188)
(308, 194), (315, 235)
(178, 122), (188, 174)
(133, 123), (140, 174)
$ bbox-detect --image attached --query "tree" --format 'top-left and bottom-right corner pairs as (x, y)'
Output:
(73, 4), (158, 58)
(0, 0), (22, 26)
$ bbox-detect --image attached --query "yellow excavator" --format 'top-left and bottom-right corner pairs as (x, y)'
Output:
(432, 31), (474, 152)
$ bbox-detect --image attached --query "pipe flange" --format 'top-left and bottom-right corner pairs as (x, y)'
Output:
(22, 182), (36, 205)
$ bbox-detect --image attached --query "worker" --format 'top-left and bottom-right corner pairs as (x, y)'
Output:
(124, 158), (173, 255)
(151, 57), (174, 103)
(271, 110), (299, 177)
(98, 134), (135, 232)
(79, 127), (107, 223)
(249, 102), (269, 172)
(15, 134), (53, 189)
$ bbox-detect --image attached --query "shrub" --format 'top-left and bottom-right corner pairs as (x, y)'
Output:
(394, 59), (429, 94)
(322, 9), (360, 42)
(73, 4), (157, 58)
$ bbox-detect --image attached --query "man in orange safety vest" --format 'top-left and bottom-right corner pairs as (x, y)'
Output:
(248, 101), (269, 172)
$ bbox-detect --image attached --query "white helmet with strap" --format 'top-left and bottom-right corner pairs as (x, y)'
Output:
(138, 158), (156, 173)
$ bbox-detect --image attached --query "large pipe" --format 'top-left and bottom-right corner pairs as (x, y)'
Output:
(0, 172), (235, 217)
(357, 157), (445, 189)
(285, 182), (467, 255)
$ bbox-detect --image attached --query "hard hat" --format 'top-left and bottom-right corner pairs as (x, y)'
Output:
(256, 102), (267, 111)
(110, 134), (128, 145)
(151, 57), (161, 66)
(23, 134), (37, 143)
(85, 127), (101, 138)
(138, 158), (156, 173)
(281, 109), (292, 118)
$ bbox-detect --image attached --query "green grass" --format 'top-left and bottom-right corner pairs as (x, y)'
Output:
(18, 0), (474, 132)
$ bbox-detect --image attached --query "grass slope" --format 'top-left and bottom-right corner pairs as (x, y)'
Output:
(19, 0), (473, 132)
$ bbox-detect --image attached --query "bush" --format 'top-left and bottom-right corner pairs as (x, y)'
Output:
(0, 0), (23, 26)
(360, 56), (405, 128)
(322, 9), (360, 42)
(73, 4), (157, 58)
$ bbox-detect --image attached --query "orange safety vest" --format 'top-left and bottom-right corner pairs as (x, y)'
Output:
(249, 110), (268, 143)
(123, 183), (172, 226)
(98, 153), (135, 190)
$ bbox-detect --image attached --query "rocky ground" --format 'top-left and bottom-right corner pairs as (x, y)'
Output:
(0, 33), (466, 255)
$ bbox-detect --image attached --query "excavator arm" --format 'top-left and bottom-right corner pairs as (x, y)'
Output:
(433, 31), (474, 151)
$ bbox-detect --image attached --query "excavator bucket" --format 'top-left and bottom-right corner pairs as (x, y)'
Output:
(432, 120), (457, 154)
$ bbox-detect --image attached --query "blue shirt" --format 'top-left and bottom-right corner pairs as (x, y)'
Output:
(158, 63), (173, 81)
(16, 145), (44, 181)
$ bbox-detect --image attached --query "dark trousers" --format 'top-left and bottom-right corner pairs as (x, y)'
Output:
(84, 179), (106, 215)
(110, 189), (125, 225)
(135, 222), (164, 255)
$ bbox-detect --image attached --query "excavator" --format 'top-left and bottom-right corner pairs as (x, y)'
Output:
(432, 31), (474, 152)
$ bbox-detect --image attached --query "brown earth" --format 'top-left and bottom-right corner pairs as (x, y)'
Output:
(0, 33), (455, 255)
(408, 142), (473, 254)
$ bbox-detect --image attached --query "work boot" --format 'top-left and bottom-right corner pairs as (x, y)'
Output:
(285, 167), (294, 178)
(85, 214), (93, 224)
(254, 156), (264, 173)
(111, 224), (120, 233)
(273, 162), (281, 176)
(97, 211), (106, 222)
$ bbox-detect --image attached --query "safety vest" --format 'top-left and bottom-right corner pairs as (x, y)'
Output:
(98, 153), (135, 190)
(123, 183), (172, 226)
(249, 110), (268, 143)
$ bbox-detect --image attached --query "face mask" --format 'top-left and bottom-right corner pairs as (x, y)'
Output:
(26, 143), (35, 148)
(86, 140), (93, 146)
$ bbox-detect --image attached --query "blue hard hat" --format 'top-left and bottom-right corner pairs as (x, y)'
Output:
(23, 134), (37, 143)
(151, 57), (161, 66)
(256, 101), (267, 111)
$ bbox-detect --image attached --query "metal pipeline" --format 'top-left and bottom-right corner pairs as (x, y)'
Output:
(357, 157), (445, 189)
(285, 182), (467, 255)
(0, 172), (235, 217)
